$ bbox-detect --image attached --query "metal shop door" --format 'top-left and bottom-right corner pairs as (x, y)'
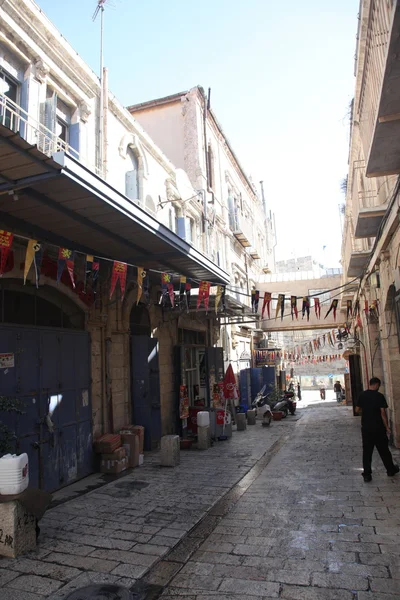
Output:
(131, 335), (161, 451)
(0, 325), (92, 492)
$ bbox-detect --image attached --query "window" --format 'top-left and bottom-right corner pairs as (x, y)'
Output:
(125, 147), (139, 201)
(0, 69), (19, 131)
(185, 217), (195, 244)
(169, 205), (178, 233)
(207, 144), (214, 189)
(42, 90), (72, 153)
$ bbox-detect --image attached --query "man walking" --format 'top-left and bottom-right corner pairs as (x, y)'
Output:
(334, 380), (342, 402)
(356, 377), (399, 482)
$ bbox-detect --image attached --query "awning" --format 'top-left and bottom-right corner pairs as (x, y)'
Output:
(0, 126), (229, 284)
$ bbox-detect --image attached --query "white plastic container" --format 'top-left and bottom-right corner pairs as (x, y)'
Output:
(197, 411), (210, 427)
(0, 453), (29, 495)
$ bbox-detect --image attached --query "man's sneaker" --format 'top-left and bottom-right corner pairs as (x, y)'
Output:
(387, 465), (400, 477)
(362, 473), (372, 482)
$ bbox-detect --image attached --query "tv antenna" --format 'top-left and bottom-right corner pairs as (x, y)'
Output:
(92, 0), (111, 174)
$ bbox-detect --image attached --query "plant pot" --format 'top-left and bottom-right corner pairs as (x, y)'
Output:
(180, 439), (193, 450)
(272, 411), (283, 421)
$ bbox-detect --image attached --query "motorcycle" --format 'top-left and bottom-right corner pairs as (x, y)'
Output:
(251, 385), (273, 426)
(269, 391), (296, 418)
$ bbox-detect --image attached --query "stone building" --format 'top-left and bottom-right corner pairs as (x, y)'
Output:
(0, 0), (228, 490)
(341, 0), (400, 445)
(128, 87), (276, 372)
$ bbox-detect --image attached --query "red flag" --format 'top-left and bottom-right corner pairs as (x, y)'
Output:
(197, 281), (211, 310)
(262, 292), (271, 319)
(110, 261), (127, 300)
(291, 296), (298, 320)
(314, 298), (321, 319)
(57, 248), (75, 288)
(0, 230), (13, 275)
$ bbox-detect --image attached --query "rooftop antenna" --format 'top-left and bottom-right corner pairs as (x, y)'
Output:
(92, 0), (108, 174)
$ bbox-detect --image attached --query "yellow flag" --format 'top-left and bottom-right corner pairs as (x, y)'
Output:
(24, 239), (38, 284)
(137, 266), (146, 305)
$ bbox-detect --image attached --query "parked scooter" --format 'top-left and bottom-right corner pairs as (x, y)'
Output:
(269, 391), (296, 418)
(251, 385), (273, 426)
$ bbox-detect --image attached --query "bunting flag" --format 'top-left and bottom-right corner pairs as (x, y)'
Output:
(324, 299), (339, 320)
(262, 292), (271, 319)
(57, 248), (75, 288)
(314, 298), (321, 319)
(24, 240), (43, 287)
(197, 281), (211, 311)
(302, 296), (310, 321)
(364, 300), (369, 315)
(291, 295), (298, 320)
(354, 299), (360, 317)
(276, 294), (285, 320)
(215, 285), (226, 313)
(0, 230), (13, 275)
(346, 300), (353, 319)
(84, 255), (100, 294)
(143, 272), (150, 304)
(356, 315), (363, 330)
(161, 273), (174, 308)
(136, 267), (146, 305)
(179, 276), (188, 311)
(110, 261), (127, 300)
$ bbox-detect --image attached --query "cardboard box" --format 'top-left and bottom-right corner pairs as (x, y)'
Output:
(101, 447), (126, 461)
(100, 457), (128, 474)
(94, 434), (122, 454)
(121, 433), (140, 468)
(120, 425), (144, 454)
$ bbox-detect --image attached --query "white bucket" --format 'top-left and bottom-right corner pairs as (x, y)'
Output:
(0, 453), (29, 495)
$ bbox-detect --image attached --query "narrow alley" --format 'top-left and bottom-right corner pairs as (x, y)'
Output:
(1, 403), (400, 599)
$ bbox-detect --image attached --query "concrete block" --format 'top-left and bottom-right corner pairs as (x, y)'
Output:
(236, 413), (247, 431)
(247, 409), (256, 425)
(198, 426), (211, 450)
(0, 501), (36, 558)
(160, 435), (180, 467)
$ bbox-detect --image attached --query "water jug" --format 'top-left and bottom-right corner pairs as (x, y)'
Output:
(0, 453), (29, 495)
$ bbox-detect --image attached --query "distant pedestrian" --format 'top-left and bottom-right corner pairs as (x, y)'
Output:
(356, 377), (399, 482)
(297, 383), (302, 401)
(320, 387), (325, 400)
(334, 381), (342, 403)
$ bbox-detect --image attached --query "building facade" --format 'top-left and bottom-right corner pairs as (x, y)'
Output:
(128, 87), (276, 372)
(0, 0), (229, 491)
(341, 0), (400, 445)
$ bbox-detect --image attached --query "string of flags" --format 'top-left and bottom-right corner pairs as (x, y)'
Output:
(254, 348), (346, 368)
(283, 325), (352, 364)
(256, 289), (345, 322)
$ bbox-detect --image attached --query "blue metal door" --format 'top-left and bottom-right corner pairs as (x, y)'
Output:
(0, 325), (92, 492)
(131, 335), (161, 451)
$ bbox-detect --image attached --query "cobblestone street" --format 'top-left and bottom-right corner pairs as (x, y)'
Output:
(1, 403), (400, 599)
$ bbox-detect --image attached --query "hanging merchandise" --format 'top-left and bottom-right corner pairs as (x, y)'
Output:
(314, 298), (321, 319)
(161, 273), (174, 308)
(136, 266), (146, 305)
(179, 385), (189, 420)
(23, 240), (43, 287)
(0, 230), (13, 276)
(215, 285), (226, 313)
(302, 296), (310, 321)
(57, 248), (75, 288)
(291, 295), (298, 320)
(346, 300), (353, 319)
(197, 281), (211, 311)
(84, 255), (100, 294)
(262, 292), (272, 319)
(354, 299), (360, 316)
(110, 261), (127, 300)
(276, 294), (285, 320)
(324, 299), (338, 320)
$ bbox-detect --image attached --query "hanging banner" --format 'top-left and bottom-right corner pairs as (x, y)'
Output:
(215, 285), (226, 313)
(346, 300), (353, 319)
(179, 276), (188, 311)
(0, 230), (13, 276)
(110, 261), (127, 300)
(57, 248), (75, 288)
(179, 385), (189, 420)
(302, 296), (310, 321)
(291, 295), (298, 320)
(325, 299), (339, 320)
(136, 266), (146, 305)
(161, 273), (174, 308)
(275, 294), (285, 320)
(84, 255), (100, 294)
(24, 240), (43, 287)
(314, 298), (321, 319)
(197, 281), (211, 311)
(262, 292), (271, 319)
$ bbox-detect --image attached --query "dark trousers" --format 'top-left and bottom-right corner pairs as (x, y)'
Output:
(362, 428), (396, 475)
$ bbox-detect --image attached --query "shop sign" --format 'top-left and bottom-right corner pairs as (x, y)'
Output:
(0, 353), (14, 369)
(253, 349), (280, 368)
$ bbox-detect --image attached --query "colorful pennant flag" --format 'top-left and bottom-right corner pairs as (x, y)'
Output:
(110, 261), (127, 300)
(136, 266), (146, 305)
(0, 230), (13, 275)
(262, 292), (271, 319)
(161, 273), (174, 308)
(314, 298), (321, 319)
(276, 294), (285, 321)
(325, 299), (339, 320)
(84, 255), (100, 294)
(354, 299), (360, 316)
(179, 276), (188, 311)
(57, 248), (75, 288)
(302, 296), (310, 321)
(346, 300), (353, 319)
(24, 239), (43, 287)
(215, 285), (226, 313)
(291, 296), (298, 320)
(197, 281), (211, 311)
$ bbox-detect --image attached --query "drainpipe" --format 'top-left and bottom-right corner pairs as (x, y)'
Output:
(102, 67), (108, 178)
(105, 310), (114, 433)
(202, 88), (214, 256)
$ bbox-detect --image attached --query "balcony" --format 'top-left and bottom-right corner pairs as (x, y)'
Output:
(228, 210), (252, 247)
(249, 247), (260, 260)
(354, 204), (387, 238)
(347, 250), (370, 278)
(365, 2), (400, 176)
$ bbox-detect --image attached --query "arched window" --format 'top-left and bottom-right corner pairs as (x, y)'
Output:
(125, 147), (139, 201)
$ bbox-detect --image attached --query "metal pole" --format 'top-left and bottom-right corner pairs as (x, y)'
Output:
(99, 4), (104, 174)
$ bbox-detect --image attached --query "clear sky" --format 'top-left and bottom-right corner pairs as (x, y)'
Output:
(35, 0), (358, 268)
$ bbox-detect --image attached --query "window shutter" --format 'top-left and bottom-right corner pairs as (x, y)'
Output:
(177, 217), (186, 239)
(125, 170), (139, 201)
(19, 78), (29, 138)
(44, 92), (57, 133)
(185, 217), (192, 243)
(69, 123), (80, 159)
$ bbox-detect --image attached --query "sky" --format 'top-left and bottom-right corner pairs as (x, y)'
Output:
(35, 0), (358, 268)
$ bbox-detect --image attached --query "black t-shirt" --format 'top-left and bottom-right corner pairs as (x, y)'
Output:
(357, 390), (387, 431)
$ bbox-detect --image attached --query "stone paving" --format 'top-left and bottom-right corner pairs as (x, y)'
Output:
(0, 415), (292, 599)
(159, 405), (400, 600)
